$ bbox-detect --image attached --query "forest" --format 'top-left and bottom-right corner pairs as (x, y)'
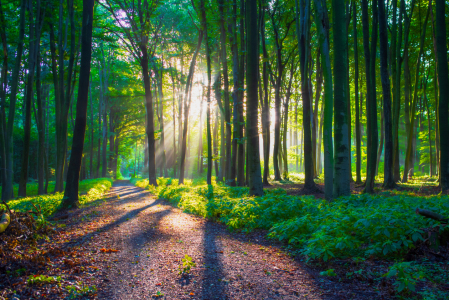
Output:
(1, 0), (449, 298)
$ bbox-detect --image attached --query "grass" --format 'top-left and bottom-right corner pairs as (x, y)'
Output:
(1, 178), (113, 217)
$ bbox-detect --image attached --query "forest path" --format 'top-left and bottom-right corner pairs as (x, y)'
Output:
(91, 180), (368, 299)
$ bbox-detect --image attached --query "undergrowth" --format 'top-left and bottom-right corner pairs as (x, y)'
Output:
(131, 177), (449, 262)
(1, 178), (113, 217)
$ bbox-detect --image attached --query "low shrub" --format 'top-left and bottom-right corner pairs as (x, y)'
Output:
(1, 178), (113, 217)
(133, 177), (449, 262)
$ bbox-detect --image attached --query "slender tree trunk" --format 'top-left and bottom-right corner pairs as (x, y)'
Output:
(19, 0), (41, 197)
(314, 0), (333, 200)
(179, 32), (204, 184)
(402, 2), (430, 183)
(63, 0), (94, 207)
(297, 0), (316, 190)
(89, 75), (93, 178)
(154, 59), (168, 177)
(332, 0), (350, 197)
(261, 4), (270, 185)
(353, 3), (362, 184)
(435, 0), (449, 191)
(217, 0), (231, 184)
(376, 107), (384, 176)
(378, 0), (395, 188)
(1, 0), (25, 200)
(246, 0), (263, 196)
(425, 95), (433, 176)
(36, 46), (45, 194)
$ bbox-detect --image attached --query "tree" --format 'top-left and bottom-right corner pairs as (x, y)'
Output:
(313, 0), (333, 200)
(63, 0), (95, 207)
(296, 0), (316, 191)
(378, 0), (395, 188)
(435, 0), (449, 192)
(332, 0), (350, 197)
(102, 0), (161, 186)
(246, 0), (263, 196)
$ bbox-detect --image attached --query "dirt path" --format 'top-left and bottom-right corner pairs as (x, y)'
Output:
(82, 180), (377, 299)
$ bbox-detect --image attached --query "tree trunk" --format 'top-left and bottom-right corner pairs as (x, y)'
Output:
(297, 0), (316, 191)
(332, 0), (350, 197)
(217, 0), (231, 184)
(246, 0), (263, 196)
(353, 3), (362, 184)
(1, 0), (25, 201)
(362, 0), (378, 193)
(36, 46), (45, 194)
(313, 0), (333, 199)
(376, 107), (384, 176)
(63, 0), (94, 208)
(179, 32), (204, 184)
(261, 4), (270, 185)
(19, 0), (42, 197)
(378, 0), (395, 188)
(435, 0), (449, 191)
(403, 2), (430, 183)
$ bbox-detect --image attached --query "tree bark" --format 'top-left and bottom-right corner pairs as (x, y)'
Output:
(313, 0), (334, 200)
(353, 3), (362, 184)
(1, 0), (25, 201)
(246, 0), (263, 196)
(332, 0), (350, 197)
(402, 1), (430, 183)
(435, 0), (449, 191)
(297, 0), (316, 191)
(63, 0), (95, 208)
(378, 0), (395, 188)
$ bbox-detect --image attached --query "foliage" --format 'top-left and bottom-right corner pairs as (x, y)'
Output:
(384, 262), (423, 294)
(134, 177), (449, 262)
(66, 283), (97, 299)
(178, 254), (196, 275)
(1, 178), (113, 217)
(27, 275), (62, 285)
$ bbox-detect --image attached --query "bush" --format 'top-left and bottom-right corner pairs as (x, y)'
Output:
(1, 178), (113, 217)
(133, 178), (449, 262)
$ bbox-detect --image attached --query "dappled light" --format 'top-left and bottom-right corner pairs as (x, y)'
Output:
(1, 0), (449, 298)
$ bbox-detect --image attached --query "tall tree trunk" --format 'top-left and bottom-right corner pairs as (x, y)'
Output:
(378, 0), (395, 188)
(313, 0), (333, 199)
(1, 0), (25, 200)
(55, 0), (76, 193)
(297, 0), (316, 190)
(246, 0), (263, 196)
(435, 0), (449, 191)
(19, 0), (42, 197)
(361, 0), (378, 193)
(402, 2), (430, 183)
(89, 75), (93, 178)
(425, 94), (433, 176)
(154, 58), (168, 177)
(217, 0), (231, 184)
(261, 2), (270, 185)
(179, 32), (204, 184)
(63, 0), (94, 207)
(353, 3), (362, 184)
(376, 107), (384, 176)
(332, 0), (350, 197)
(237, 0), (245, 187)
(36, 46), (45, 194)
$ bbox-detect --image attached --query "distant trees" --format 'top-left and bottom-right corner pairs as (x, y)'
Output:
(0, 0), (448, 201)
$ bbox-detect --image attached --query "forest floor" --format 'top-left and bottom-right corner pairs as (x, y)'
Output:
(2, 179), (448, 299)
(1, 180), (399, 300)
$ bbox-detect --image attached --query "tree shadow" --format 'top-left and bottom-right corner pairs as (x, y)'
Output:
(200, 184), (227, 299)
